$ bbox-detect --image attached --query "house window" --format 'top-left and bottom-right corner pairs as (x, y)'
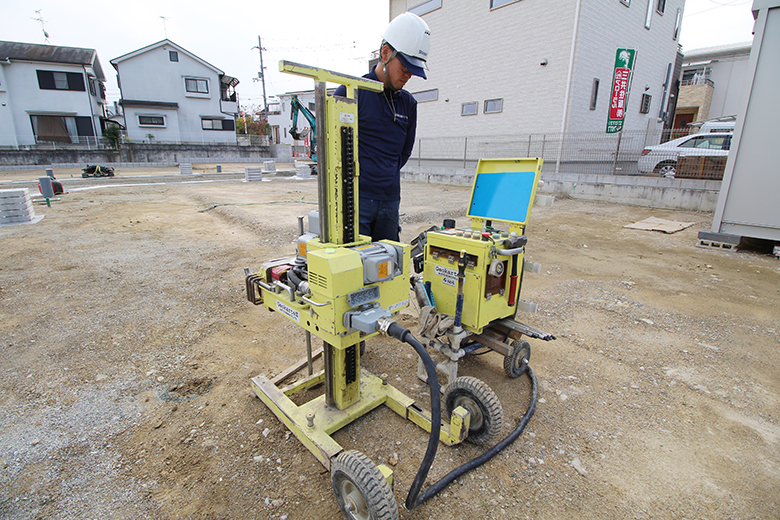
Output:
(590, 78), (600, 110)
(185, 78), (209, 94)
(491, 0), (521, 8)
(412, 89), (438, 103)
(461, 102), (478, 116)
(410, 0), (441, 15)
(169, 51), (179, 62)
(484, 98), (503, 114)
(640, 94), (652, 114)
(201, 118), (235, 131)
(30, 115), (94, 143)
(656, 0), (665, 14)
(36, 70), (86, 91)
(138, 115), (165, 126)
(673, 8), (682, 40)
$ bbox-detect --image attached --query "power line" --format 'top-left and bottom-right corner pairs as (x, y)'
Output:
(685, 0), (752, 18)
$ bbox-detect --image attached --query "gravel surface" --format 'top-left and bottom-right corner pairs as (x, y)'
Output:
(1, 170), (778, 519)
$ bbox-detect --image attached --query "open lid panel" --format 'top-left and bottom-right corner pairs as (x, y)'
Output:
(467, 158), (544, 228)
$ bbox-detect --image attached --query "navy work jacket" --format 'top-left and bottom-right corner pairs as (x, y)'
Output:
(334, 69), (417, 201)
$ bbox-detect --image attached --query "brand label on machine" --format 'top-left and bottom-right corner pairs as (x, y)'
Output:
(434, 265), (458, 287)
(339, 112), (355, 124)
(276, 300), (300, 323)
(388, 299), (409, 312)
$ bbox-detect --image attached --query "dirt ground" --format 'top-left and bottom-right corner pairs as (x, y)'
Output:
(1, 168), (778, 519)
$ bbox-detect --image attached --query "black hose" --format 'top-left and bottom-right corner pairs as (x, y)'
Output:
(386, 323), (539, 510)
(384, 322), (441, 511)
(414, 365), (538, 506)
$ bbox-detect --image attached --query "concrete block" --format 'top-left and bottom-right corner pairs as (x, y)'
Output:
(245, 166), (263, 182)
(263, 161), (276, 172)
(180, 163), (193, 175)
(0, 188), (29, 199)
(534, 194), (555, 207)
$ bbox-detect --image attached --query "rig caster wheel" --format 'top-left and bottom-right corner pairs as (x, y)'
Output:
(444, 376), (504, 445)
(331, 450), (398, 520)
(504, 339), (531, 378)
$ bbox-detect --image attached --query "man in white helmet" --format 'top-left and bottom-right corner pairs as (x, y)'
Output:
(334, 12), (431, 242)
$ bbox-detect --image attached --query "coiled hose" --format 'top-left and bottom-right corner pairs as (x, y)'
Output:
(384, 322), (539, 510)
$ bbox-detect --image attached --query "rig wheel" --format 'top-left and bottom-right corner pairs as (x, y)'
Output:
(331, 450), (398, 520)
(444, 376), (504, 445)
(504, 339), (531, 378)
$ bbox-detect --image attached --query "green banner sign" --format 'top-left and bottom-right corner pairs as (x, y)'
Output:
(606, 48), (637, 134)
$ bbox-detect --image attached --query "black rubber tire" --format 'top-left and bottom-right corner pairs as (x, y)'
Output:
(504, 339), (531, 378)
(444, 376), (504, 445)
(331, 450), (398, 520)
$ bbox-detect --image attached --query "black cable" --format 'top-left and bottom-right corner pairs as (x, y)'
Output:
(383, 323), (441, 511)
(414, 365), (538, 505)
(385, 323), (539, 510)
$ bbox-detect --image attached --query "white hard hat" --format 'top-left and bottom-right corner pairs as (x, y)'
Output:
(382, 12), (431, 78)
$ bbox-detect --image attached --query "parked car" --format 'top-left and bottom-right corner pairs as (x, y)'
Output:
(697, 120), (735, 133)
(638, 132), (732, 177)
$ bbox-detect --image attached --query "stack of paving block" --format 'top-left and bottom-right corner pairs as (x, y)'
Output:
(179, 163), (193, 175)
(244, 166), (263, 182)
(0, 188), (36, 225)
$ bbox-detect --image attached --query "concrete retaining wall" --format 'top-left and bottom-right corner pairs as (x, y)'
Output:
(400, 166), (722, 212)
(0, 143), (279, 167)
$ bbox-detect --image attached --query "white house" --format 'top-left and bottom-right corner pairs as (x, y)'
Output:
(673, 42), (752, 129)
(389, 0), (685, 140)
(0, 40), (107, 148)
(110, 40), (239, 144)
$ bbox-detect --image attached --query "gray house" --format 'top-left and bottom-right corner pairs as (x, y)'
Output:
(0, 41), (107, 148)
(673, 42), (752, 129)
(111, 40), (239, 144)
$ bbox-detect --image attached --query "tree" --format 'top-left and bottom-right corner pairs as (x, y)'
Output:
(103, 124), (122, 149)
(236, 105), (270, 135)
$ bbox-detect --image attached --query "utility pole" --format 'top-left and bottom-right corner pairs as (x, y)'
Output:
(252, 36), (268, 114)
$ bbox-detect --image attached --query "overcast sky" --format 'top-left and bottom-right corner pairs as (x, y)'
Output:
(0, 0), (756, 110)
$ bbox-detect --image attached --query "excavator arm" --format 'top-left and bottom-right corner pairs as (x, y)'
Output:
(290, 95), (315, 140)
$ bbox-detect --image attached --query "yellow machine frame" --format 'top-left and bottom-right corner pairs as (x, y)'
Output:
(247, 62), (472, 476)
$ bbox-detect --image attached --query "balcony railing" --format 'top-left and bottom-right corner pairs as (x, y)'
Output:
(681, 78), (714, 87)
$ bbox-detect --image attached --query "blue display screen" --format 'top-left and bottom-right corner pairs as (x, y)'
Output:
(468, 170), (536, 223)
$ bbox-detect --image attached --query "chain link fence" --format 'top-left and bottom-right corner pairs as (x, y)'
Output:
(409, 128), (714, 177)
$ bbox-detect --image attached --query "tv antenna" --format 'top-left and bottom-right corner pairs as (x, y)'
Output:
(32, 9), (50, 42)
(159, 16), (169, 38)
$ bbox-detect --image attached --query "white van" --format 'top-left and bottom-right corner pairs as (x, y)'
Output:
(697, 119), (735, 133)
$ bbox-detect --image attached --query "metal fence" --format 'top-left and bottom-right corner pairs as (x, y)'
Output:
(410, 128), (709, 177)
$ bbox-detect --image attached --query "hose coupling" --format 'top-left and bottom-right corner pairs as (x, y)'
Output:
(376, 316), (396, 335)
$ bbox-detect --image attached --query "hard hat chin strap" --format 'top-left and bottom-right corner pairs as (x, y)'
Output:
(381, 47), (400, 93)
